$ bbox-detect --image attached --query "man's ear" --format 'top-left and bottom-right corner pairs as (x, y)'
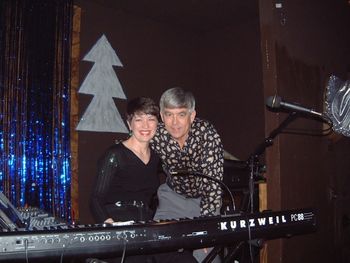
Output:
(127, 121), (131, 130)
(190, 110), (196, 123)
(160, 112), (164, 122)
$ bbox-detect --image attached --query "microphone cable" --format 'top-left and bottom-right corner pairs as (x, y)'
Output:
(120, 241), (127, 263)
(170, 170), (236, 213)
(60, 235), (75, 263)
(24, 238), (29, 263)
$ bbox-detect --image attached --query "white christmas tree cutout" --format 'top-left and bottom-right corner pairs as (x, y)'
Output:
(76, 34), (128, 133)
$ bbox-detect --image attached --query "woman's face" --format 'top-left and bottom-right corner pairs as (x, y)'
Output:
(128, 112), (158, 143)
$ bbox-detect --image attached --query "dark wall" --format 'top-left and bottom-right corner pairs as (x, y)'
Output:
(75, 1), (264, 223)
(197, 22), (264, 160)
(262, 1), (350, 262)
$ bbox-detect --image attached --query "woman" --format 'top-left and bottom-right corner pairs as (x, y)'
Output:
(90, 97), (160, 263)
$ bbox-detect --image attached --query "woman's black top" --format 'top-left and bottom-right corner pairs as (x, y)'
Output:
(90, 143), (160, 223)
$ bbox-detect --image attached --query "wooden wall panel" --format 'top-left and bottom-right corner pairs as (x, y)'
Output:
(70, 5), (81, 222)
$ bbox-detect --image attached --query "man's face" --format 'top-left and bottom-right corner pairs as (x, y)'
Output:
(161, 107), (196, 146)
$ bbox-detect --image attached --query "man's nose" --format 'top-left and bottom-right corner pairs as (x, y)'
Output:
(172, 115), (177, 124)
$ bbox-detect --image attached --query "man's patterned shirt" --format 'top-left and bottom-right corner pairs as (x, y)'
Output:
(150, 118), (224, 216)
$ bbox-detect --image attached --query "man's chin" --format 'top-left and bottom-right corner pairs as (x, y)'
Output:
(169, 133), (183, 141)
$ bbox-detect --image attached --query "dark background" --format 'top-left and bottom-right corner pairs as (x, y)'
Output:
(74, 0), (350, 262)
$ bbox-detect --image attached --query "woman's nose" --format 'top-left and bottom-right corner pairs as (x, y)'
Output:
(143, 119), (150, 128)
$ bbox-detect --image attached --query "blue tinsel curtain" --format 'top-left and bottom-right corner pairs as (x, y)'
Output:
(0, 0), (73, 220)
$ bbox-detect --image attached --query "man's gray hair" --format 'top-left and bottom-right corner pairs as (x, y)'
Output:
(159, 87), (196, 112)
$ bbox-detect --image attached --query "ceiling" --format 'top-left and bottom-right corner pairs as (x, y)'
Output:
(81, 0), (259, 32)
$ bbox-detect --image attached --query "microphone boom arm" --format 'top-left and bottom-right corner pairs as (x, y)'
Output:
(253, 112), (298, 157)
(247, 112), (299, 213)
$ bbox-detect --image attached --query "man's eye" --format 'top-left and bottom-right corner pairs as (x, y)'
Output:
(179, 113), (186, 117)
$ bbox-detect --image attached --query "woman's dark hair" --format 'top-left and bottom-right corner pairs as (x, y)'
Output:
(126, 97), (159, 122)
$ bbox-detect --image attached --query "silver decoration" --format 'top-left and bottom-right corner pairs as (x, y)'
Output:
(76, 34), (128, 133)
(325, 75), (350, 137)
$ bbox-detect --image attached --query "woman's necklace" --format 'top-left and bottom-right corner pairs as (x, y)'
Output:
(124, 141), (150, 164)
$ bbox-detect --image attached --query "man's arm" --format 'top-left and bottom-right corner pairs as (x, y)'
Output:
(199, 123), (224, 216)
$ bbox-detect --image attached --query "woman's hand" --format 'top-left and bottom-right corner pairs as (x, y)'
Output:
(104, 218), (114, 224)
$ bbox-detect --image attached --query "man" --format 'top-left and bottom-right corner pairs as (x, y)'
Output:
(150, 87), (224, 262)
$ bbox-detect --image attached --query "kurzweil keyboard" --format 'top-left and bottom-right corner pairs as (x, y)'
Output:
(0, 208), (316, 261)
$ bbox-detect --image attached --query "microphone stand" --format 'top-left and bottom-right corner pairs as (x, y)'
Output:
(220, 112), (299, 263)
(247, 112), (298, 213)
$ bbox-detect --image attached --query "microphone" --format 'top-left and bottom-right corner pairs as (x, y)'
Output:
(266, 95), (324, 118)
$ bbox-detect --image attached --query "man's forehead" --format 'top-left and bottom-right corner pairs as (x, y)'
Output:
(163, 107), (190, 113)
